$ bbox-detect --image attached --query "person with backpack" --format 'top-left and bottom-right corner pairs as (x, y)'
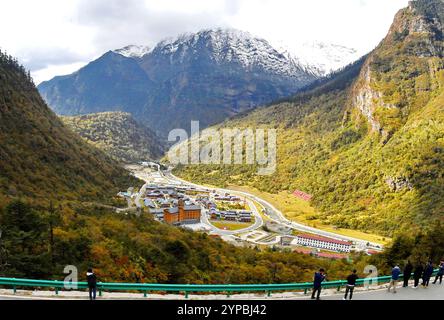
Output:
(343, 269), (359, 300)
(413, 263), (424, 289)
(433, 261), (444, 285)
(311, 268), (326, 300)
(403, 260), (413, 288)
(387, 264), (401, 293)
(86, 268), (98, 300)
(422, 261), (434, 287)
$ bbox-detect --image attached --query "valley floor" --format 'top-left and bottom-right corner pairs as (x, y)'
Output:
(127, 163), (385, 252)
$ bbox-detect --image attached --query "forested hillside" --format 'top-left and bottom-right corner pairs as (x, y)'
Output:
(173, 0), (444, 236)
(0, 51), (137, 205)
(61, 112), (164, 163)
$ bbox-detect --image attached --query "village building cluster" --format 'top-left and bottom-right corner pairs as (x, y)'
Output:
(119, 164), (382, 258)
(141, 184), (205, 225)
(137, 183), (254, 226)
(200, 192), (253, 223)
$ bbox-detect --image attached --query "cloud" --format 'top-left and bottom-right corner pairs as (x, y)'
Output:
(224, 0), (242, 15)
(16, 47), (87, 71)
(73, 0), (229, 51)
(0, 0), (410, 84)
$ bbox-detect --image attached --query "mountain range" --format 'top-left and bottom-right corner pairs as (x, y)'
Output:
(173, 0), (444, 236)
(37, 29), (358, 139)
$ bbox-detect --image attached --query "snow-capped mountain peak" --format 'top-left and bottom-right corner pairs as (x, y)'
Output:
(113, 29), (359, 79)
(274, 40), (361, 76)
(151, 28), (316, 80)
(114, 45), (152, 58)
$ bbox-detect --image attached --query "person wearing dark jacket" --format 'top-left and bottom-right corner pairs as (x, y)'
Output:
(413, 263), (424, 288)
(403, 260), (413, 288)
(387, 265), (401, 293)
(433, 261), (444, 285)
(343, 270), (358, 300)
(87, 268), (97, 300)
(422, 261), (434, 287)
(311, 269), (326, 300)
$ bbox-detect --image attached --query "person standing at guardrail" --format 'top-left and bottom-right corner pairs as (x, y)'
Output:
(311, 268), (326, 300)
(87, 268), (97, 300)
(387, 264), (401, 294)
(433, 261), (444, 285)
(343, 269), (358, 300)
(413, 263), (424, 289)
(422, 261), (434, 287)
(403, 260), (413, 288)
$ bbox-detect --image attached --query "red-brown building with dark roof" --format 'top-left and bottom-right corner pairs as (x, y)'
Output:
(164, 199), (201, 225)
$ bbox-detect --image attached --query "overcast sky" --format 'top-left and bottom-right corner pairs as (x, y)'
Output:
(0, 0), (409, 84)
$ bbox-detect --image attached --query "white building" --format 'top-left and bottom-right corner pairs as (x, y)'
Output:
(295, 234), (352, 253)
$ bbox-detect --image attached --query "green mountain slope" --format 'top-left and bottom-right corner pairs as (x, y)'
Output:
(61, 112), (164, 163)
(173, 0), (444, 236)
(0, 51), (365, 284)
(0, 51), (137, 205)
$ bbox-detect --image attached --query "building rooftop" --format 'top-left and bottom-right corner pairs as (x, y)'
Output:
(317, 252), (348, 260)
(297, 234), (352, 246)
(184, 205), (202, 211)
(149, 208), (165, 215)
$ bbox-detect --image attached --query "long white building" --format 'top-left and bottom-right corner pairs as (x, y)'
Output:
(295, 234), (352, 253)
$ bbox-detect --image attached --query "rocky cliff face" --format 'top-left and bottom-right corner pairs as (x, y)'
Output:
(353, 63), (385, 133)
(352, 0), (444, 142)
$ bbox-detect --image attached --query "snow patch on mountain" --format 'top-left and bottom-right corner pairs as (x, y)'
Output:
(114, 45), (152, 58)
(274, 40), (362, 76)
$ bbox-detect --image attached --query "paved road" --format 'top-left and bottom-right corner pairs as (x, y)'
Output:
(320, 282), (444, 300)
(2, 283), (443, 300)
(0, 294), (55, 300)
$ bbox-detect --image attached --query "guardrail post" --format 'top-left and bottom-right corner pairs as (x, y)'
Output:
(55, 287), (59, 295)
(143, 290), (147, 298)
(267, 290), (271, 297)
(13, 285), (16, 295)
(185, 291), (189, 299)
(337, 286), (341, 292)
(304, 288), (307, 295)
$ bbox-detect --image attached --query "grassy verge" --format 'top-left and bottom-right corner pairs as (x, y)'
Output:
(210, 220), (254, 231)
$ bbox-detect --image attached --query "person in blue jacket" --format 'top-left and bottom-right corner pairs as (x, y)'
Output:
(422, 261), (434, 287)
(388, 264), (401, 293)
(311, 268), (326, 300)
(433, 261), (444, 285)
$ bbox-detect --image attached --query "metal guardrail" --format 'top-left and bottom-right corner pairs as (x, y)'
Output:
(0, 270), (438, 298)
